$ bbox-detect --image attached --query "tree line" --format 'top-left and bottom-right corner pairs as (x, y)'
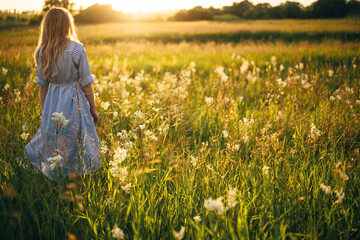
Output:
(170, 0), (360, 21)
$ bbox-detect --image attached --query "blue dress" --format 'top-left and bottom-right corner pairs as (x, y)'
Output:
(26, 40), (101, 181)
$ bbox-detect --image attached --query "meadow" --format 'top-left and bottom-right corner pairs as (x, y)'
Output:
(0, 19), (360, 239)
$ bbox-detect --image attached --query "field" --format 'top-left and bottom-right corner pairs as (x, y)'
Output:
(1, 19), (360, 239)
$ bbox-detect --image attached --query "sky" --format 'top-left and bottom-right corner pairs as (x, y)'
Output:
(0, 0), (317, 13)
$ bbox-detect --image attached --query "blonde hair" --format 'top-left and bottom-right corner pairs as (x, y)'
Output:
(35, 7), (79, 80)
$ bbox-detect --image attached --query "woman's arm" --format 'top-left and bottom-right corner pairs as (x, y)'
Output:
(82, 83), (99, 124)
(39, 86), (48, 110)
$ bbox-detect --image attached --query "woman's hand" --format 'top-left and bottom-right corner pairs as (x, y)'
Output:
(90, 108), (99, 124)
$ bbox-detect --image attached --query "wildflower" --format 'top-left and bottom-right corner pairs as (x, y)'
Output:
(105, 198), (113, 205)
(13, 89), (21, 102)
(48, 155), (63, 170)
(225, 186), (238, 210)
(147, 100), (155, 105)
(238, 96), (244, 103)
(299, 62), (304, 70)
(215, 66), (229, 82)
(262, 165), (270, 174)
(327, 70), (334, 77)
(51, 112), (69, 131)
(139, 124), (146, 130)
(335, 188), (345, 203)
(113, 111), (118, 118)
(111, 224), (125, 239)
(240, 60), (249, 74)
(134, 110), (143, 118)
(222, 130), (229, 138)
(356, 100), (360, 105)
(309, 123), (322, 140)
(271, 56), (277, 66)
(330, 96), (335, 101)
(338, 171), (349, 181)
(124, 141), (133, 149)
(190, 156), (198, 166)
(2, 67), (8, 75)
(204, 197), (225, 215)
(193, 215), (202, 222)
(121, 183), (132, 193)
(279, 64), (284, 72)
(113, 147), (127, 165)
(205, 96), (214, 106)
(101, 101), (110, 110)
(110, 166), (128, 182)
(320, 183), (331, 194)
(20, 132), (29, 140)
(101, 145), (109, 154)
(243, 135), (249, 143)
(173, 226), (185, 240)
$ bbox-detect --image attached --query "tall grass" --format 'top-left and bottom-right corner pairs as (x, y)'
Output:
(0, 21), (360, 239)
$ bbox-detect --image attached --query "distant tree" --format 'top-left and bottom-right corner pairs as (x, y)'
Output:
(268, 6), (286, 19)
(223, 0), (254, 18)
(347, 0), (360, 15)
(74, 4), (123, 24)
(42, 0), (74, 12)
(284, 1), (304, 18)
(310, 0), (347, 18)
(244, 3), (271, 19)
(208, 6), (222, 16)
(171, 6), (213, 21)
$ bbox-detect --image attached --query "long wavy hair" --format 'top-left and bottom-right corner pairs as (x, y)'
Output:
(35, 8), (79, 80)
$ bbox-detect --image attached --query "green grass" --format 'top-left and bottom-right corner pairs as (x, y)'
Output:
(0, 20), (360, 239)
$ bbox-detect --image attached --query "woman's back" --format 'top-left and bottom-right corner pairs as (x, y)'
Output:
(36, 41), (93, 88)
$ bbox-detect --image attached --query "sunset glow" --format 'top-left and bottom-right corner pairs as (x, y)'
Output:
(0, 0), (316, 13)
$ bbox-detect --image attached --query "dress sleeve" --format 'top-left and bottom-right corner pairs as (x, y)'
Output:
(36, 57), (49, 87)
(73, 43), (95, 87)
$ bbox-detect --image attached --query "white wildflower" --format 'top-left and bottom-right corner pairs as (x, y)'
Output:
(215, 66), (229, 82)
(204, 197), (225, 215)
(101, 101), (110, 110)
(48, 155), (62, 170)
(110, 166), (128, 182)
(3, 83), (9, 91)
(2, 67), (8, 75)
(320, 183), (331, 194)
(240, 60), (249, 74)
(225, 186), (238, 210)
(205, 96), (214, 106)
(105, 198), (113, 205)
(279, 64), (284, 72)
(262, 165), (270, 174)
(121, 183), (132, 193)
(139, 124), (146, 130)
(101, 145), (109, 154)
(356, 100), (360, 105)
(309, 123), (322, 140)
(193, 215), (202, 222)
(134, 110), (143, 118)
(222, 130), (229, 138)
(113, 111), (118, 118)
(112, 147), (127, 165)
(238, 96), (244, 103)
(328, 70), (334, 77)
(51, 112), (69, 131)
(111, 224), (125, 239)
(20, 132), (29, 140)
(190, 156), (198, 166)
(173, 226), (185, 240)
(335, 188), (345, 203)
(330, 96), (335, 101)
